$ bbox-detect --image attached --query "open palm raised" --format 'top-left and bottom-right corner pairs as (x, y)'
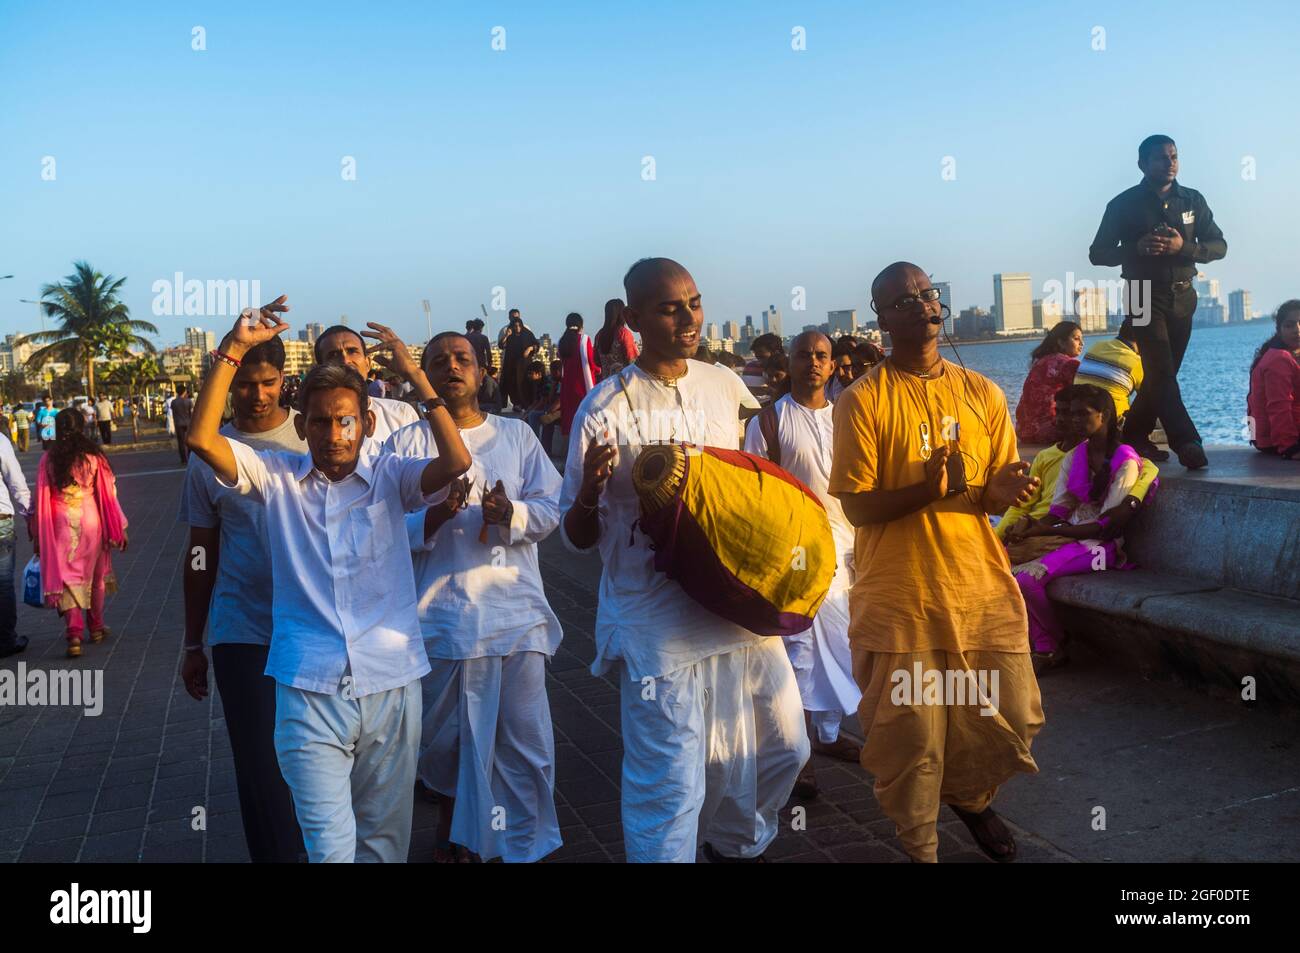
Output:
(225, 294), (291, 351)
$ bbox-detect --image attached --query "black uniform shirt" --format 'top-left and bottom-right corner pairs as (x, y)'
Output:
(1088, 179), (1226, 284)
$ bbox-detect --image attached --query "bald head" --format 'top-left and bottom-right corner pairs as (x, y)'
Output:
(621, 257), (702, 361)
(793, 330), (831, 353)
(871, 261), (929, 310)
(623, 257), (693, 309)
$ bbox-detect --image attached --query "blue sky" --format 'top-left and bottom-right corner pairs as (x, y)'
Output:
(2, 0), (1297, 345)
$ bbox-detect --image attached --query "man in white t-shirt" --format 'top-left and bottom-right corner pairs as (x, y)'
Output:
(560, 258), (808, 863)
(186, 299), (472, 863)
(314, 323), (420, 445)
(386, 332), (564, 864)
(178, 334), (307, 862)
(744, 331), (863, 799)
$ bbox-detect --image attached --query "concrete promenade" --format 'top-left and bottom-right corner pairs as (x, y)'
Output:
(1, 445), (1298, 863)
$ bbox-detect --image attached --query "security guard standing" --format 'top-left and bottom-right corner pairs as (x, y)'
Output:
(1089, 134), (1226, 469)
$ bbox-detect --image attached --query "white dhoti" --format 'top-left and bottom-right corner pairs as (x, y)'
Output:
(418, 651), (561, 863)
(783, 588), (862, 743)
(618, 638), (809, 863)
(273, 677), (421, 864)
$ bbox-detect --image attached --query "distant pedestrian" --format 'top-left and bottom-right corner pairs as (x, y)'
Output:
(34, 409), (128, 658)
(12, 404), (31, 453)
(557, 312), (599, 438)
(95, 395), (115, 445)
(171, 386), (194, 464)
(36, 397), (57, 450)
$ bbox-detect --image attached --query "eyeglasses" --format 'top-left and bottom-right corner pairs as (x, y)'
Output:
(871, 287), (943, 314)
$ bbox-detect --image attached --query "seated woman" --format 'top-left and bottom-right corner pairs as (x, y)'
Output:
(1246, 299), (1300, 460)
(997, 387), (1081, 544)
(1015, 321), (1082, 445)
(1006, 385), (1147, 675)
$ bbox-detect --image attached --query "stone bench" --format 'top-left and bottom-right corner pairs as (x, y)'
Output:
(1041, 446), (1300, 706)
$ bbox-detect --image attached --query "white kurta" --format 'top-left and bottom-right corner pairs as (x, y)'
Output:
(744, 394), (862, 742)
(384, 414), (563, 862)
(560, 362), (806, 861)
(368, 396), (420, 448)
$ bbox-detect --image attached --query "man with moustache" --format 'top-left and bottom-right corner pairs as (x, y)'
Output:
(186, 298), (472, 863)
(828, 262), (1044, 864)
(744, 331), (862, 800)
(385, 332), (564, 864)
(314, 323), (422, 445)
(560, 257), (805, 863)
(178, 334), (307, 862)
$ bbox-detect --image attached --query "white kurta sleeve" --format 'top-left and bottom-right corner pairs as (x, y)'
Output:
(558, 410), (603, 553)
(213, 439), (273, 502)
(406, 509), (439, 553)
(498, 426), (563, 546)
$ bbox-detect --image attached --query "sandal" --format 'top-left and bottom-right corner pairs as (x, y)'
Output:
(702, 843), (768, 864)
(1031, 651), (1068, 677)
(949, 805), (1017, 863)
(66, 639), (82, 658)
(432, 840), (478, 863)
(812, 734), (862, 764)
(90, 627), (110, 644)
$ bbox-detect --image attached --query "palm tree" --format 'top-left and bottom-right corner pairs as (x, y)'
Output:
(19, 261), (158, 396)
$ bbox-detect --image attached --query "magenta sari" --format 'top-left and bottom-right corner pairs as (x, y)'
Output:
(36, 452), (127, 614)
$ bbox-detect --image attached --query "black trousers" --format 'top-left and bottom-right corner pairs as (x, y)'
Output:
(1121, 285), (1200, 448)
(98, 421), (112, 444)
(212, 644), (305, 863)
(175, 425), (189, 464)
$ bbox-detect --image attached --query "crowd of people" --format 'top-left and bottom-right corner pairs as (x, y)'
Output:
(4, 132), (1300, 865)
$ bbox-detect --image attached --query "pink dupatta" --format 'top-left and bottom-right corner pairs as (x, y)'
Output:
(36, 452), (128, 607)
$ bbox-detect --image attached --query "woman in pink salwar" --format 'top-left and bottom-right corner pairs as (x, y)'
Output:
(1007, 386), (1143, 675)
(34, 409), (128, 658)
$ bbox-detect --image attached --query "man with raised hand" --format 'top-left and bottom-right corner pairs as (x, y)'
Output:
(186, 297), (471, 863)
(314, 322), (421, 445)
(178, 333), (306, 862)
(744, 330), (862, 800)
(560, 257), (805, 864)
(829, 262), (1043, 864)
(385, 331), (564, 864)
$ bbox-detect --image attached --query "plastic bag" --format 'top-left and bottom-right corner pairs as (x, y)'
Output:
(23, 555), (44, 609)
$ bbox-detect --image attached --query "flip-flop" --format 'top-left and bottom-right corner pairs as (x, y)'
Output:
(949, 805), (1017, 863)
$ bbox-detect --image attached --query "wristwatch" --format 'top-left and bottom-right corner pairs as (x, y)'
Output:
(419, 397), (447, 415)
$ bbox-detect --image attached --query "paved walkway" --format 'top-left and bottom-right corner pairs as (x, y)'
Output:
(2, 447), (1297, 862)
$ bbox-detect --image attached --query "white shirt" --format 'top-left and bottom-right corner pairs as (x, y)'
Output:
(743, 393), (855, 590)
(559, 360), (763, 680)
(0, 435), (31, 517)
(367, 395), (420, 450)
(178, 412), (307, 647)
(219, 439), (446, 696)
(385, 416), (563, 659)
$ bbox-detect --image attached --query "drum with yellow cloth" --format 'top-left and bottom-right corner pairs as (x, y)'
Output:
(631, 442), (835, 637)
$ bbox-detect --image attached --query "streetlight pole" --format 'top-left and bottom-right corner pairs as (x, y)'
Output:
(421, 299), (432, 342)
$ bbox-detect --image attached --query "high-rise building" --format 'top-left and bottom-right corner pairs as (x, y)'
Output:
(827, 309), (857, 334)
(992, 274), (1033, 334)
(762, 305), (782, 338)
(933, 282), (953, 334)
(956, 307), (990, 340)
(1229, 290), (1252, 324)
(282, 339), (314, 375)
(1074, 288), (1108, 333)
(299, 322), (325, 344)
(1192, 272), (1223, 326)
(184, 327), (216, 353)
(706, 322), (719, 341)
(723, 320), (740, 340)
(1033, 298), (1063, 331)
